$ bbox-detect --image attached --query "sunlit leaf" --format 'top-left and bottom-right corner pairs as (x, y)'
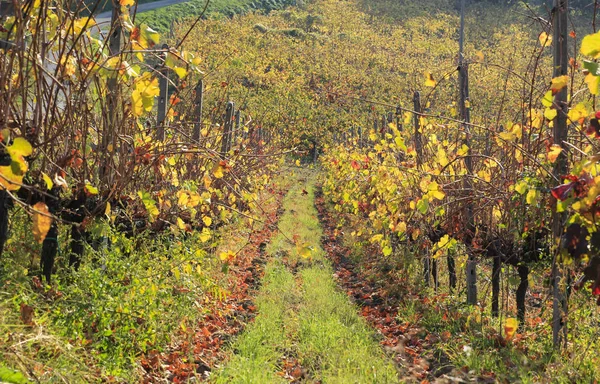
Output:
(32, 202), (52, 244)
(199, 228), (212, 243)
(550, 75), (568, 94)
(85, 183), (99, 195)
(504, 318), (518, 340)
(544, 107), (557, 120)
(382, 246), (392, 256)
(7, 137), (32, 157)
(581, 31), (600, 59)
(424, 71), (436, 87)
(514, 180), (528, 195)
(41, 172), (53, 190)
(547, 144), (562, 163)
(219, 250), (235, 261)
(526, 189), (538, 205)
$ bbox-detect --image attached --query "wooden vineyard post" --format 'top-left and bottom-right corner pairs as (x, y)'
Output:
(156, 44), (169, 142)
(99, 0), (123, 186)
(458, 0), (477, 306)
(551, 0), (569, 349)
(192, 79), (204, 143)
(358, 126), (363, 148)
(413, 90), (430, 285)
(373, 116), (378, 140)
(220, 101), (234, 158)
(413, 91), (423, 167)
(396, 105), (402, 132)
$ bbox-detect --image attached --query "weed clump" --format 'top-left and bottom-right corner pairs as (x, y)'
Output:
(280, 28), (306, 39)
(253, 23), (269, 33)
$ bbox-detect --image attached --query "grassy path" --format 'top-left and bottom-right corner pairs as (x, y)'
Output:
(212, 169), (398, 383)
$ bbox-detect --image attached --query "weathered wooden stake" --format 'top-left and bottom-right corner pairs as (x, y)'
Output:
(459, 0), (477, 306)
(192, 79), (203, 143)
(413, 91), (423, 167)
(414, 90), (430, 285)
(156, 43), (169, 142)
(358, 126), (363, 148)
(100, 0), (122, 185)
(220, 101), (234, 158)
(551, 0), (569, 349)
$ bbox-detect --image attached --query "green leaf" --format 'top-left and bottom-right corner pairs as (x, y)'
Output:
(85, 183), (99, 195)
(382, 246), (392, 256)
(141, 24), (160, 46)
(416, 198), (429, 214)
(514, 180), (528, 195)
(526, 189), (538, 205)
(583, 60), (600, 76)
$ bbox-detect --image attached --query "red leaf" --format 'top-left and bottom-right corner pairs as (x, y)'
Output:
(551, 182), (574, 201)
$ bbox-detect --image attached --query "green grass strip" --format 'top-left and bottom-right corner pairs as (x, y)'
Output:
(298, 265), (398, 383)
(213, 168), (397, 383)
(212, 261), (299, 383)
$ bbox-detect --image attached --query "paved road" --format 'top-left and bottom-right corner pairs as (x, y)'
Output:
(94, 0), (190, 23)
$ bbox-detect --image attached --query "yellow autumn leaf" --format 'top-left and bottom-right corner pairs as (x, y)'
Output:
(457, 144), (469, 156)
(177, 217), (187, 230)
(202, 216), (212, 226)
(177, 191), (189, 207)
(568, 103), (588, 123)
(539, 31), (552, 47)
(71, 17), (96, 34)
(504, 317), (518, 340)
(551, 75), (569, 93)
(424, 71), (436, 87)
(585, 72), (600, 95)
(526, 189), (538, 205)
(581, 31), (600, 58)
(370, 234), (384, 244)
(429, 190), (445, 200)
(541, 90), (553, 108)
(131, 90), (144, 117)
(498, 131), (515, 143)
(544, 108), (557, 121)
(219, 250), (235, 261)
(199, 228), (212, 243)
(41, 172), (53, 190)
(32, 202), (52, 244)
(173, 66), (188, 79)
(548, 145), (563, 163)
(297, 243), (312, 259)
(7, 137), (33, 157)
(397, 221), (407, 235)
(382, 246), (392, 256)
(213, 164), (224, 179)
(85, 183), (99, 195)
(514, 180), (528, 195)
(437, 148), (449, 167)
